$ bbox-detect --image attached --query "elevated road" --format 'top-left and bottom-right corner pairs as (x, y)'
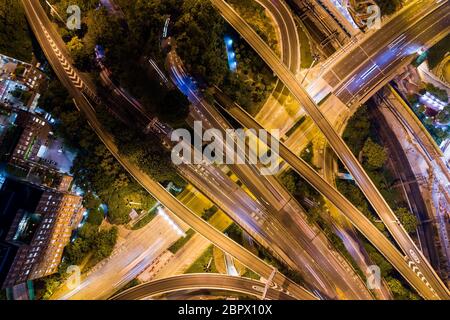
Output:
(214, 90), (445, 300)
(33, 0), (363, 299)
(21, 0), (316, 300)
(111, 274), (295, 300)
(210, 0), (450, 299)
(169, 51), (371, 299)
(266, 0), (450, 138)
(322, 0), (450, 106)
(254, 0), (302, 130)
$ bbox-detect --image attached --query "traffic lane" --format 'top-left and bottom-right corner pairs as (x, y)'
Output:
(336, 150), (447, 298)
(280, 200), (373, 299)
(111, 274), (295, 300)
(359, 0), (446, 56)
(30, 0), (97, 89)
(213, 0), (446, 298)
(182, 157), (341, 298)
(302, 21), (447, 300)
(372, 102), (439, 268)
(254, 0), (300, 127)
(170, 53), (345, 298)
(215, 102), (379, 301)
(232, 162), (372, 299)
(256, 0), (291, 68)
(24, 0), (316, 300)
(328, 0), (447, 88)
(330, 0), (441, 80)
(329, 46), (370, 81)
(188, 97), (364, 297)
(257, 0), (300, 72)
(339, 10), (450, 104)
(222, 103), (438, 299)
(203, 128), (370, 297)
(333, 2), (450, 101)
(60, 224), (178, 299)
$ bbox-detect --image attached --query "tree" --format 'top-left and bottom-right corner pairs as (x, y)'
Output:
(395, 207), (418, 234)
(67, 36), (90, 69)
(343, 106), (371, 155)
(0, 0), (33, 61)
(157, 89), (190, 128)
(387, 278), (409, 300)
(417, 104), (426, 114)
(92, 227), (118, 261)
(279, 171), (297, 195)
(64, 238), (88, 265)
(87, 208), (104, 226)
(436, 108), (450, 124)
(300, 142), (314, 165)
(375, 0), (403, 16)
(366, 245), (393, 277)
(425, 83), (448, 103)
(202, 206), (218, 221)
(174, 0), (228, 86)
(362, 138), (387, 169)
(78, 223), (98, 240)
(307, 206), (323, 224)
(14, 65), (25, 76)
(67, 36), (84, 55)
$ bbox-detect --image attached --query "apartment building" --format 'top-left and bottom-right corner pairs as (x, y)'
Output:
(0, 178), (83, 288)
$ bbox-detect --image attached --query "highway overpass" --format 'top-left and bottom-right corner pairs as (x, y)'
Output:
(110, 274), (295, 300)
(210, 0), (450, 299)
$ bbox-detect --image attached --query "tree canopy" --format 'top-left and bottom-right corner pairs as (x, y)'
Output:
(362, 138), (387, 169)
(395, 207), (418, 234)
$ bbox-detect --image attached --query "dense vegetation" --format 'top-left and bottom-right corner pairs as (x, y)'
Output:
(226, 0), (278, 50)
(46, 0), (190, 128)
(0, 0), (33, 61)
(338, 104), (420, 299)
(374, 0), (404, 16)
(50, 0), (276, 117)
(64, 225), (118, 268)
(38, 78), (184, 225)
(173, 0), (276, 115)
(339, 105), (418, 234)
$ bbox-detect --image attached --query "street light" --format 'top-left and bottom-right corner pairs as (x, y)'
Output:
(300, 54), (320, 85)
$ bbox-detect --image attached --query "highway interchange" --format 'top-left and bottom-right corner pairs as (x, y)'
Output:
(210, 0), (450, 299)
(20, 0), (450, 300)
(21, 0), (317, 300)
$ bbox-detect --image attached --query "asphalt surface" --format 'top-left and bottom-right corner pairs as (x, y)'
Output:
(326, 0), (450, 106)
(214, 89), (446, 300)
(22, 0), (316, 300)
(210, 0), (450, 299)
(254, 0), (301, 129)
(369, 98), (440, 270)
(169, 52), (371, 300)
(111, 273), (295, 300)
